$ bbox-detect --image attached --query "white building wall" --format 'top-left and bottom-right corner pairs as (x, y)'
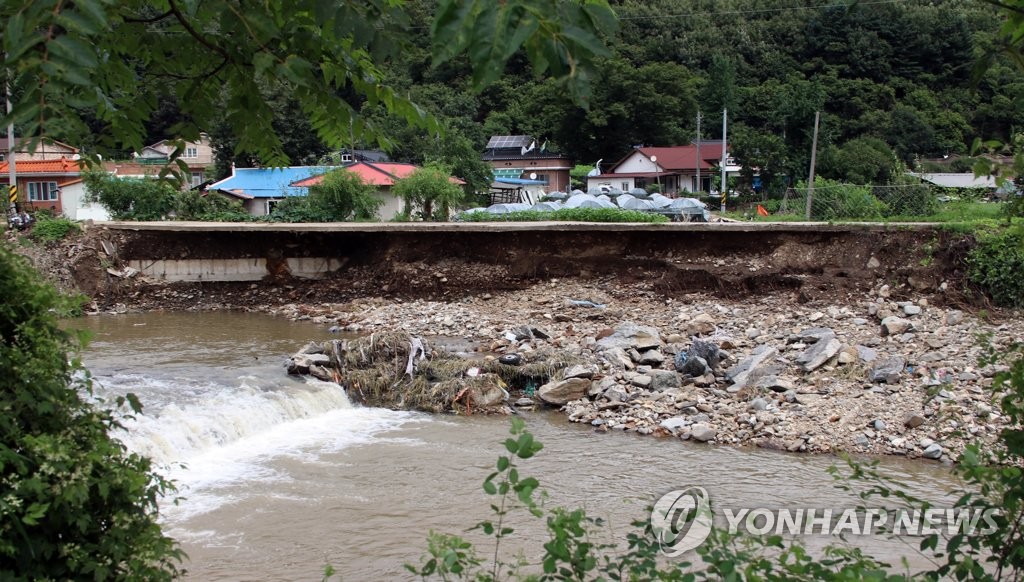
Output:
(61, 182), (111, 221)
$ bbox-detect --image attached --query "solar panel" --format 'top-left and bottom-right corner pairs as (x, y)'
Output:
(487, 135), (532, 149)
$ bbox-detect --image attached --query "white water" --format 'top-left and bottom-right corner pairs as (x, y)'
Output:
(77, 312), (964, 580)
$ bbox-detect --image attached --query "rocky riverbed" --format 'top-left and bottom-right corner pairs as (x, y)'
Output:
(259, 276), (1020, 463)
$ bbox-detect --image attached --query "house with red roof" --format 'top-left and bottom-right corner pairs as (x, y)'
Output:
(291, 161), (464, 220)
(0, 157), (84, 215)
(587, 141), (741, 195)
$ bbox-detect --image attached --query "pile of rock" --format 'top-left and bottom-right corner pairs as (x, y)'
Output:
(273, 278), (1019, 462)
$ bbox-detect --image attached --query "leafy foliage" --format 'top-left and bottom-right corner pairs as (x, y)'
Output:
(392, 163), (465, 221)
(84, 171), (178, 221)
(801, 179), (888, 221)
(968, 226), (1024, 307)
(29, 215), (81, 242)
(459, 208), (669, 223)
(0, 243), (182, 579)
(302, 169), (384, 221)
(0, 0), (615, 170)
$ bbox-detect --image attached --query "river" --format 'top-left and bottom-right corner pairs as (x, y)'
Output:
(76, 312), (962, 580)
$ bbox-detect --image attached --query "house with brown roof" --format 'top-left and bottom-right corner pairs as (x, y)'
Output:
(482, 136), (572, 193)
(0, 138), (79, 162)
(587, 141), (740, 195)
(0, 157), (83, 215)
(135, 133), (215, 187)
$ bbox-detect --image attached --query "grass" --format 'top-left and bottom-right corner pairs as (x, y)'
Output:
(886, 201), (1004, 223)
(458, 208), (669, 223)
(725, 201), (1008, 227)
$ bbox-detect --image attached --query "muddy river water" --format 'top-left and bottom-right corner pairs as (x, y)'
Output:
(77, 312), (963, 580)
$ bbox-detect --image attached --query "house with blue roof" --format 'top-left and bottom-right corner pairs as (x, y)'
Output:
(207, 165), (338, 216)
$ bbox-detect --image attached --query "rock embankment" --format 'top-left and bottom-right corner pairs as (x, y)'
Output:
(272, 277), (1020, 462)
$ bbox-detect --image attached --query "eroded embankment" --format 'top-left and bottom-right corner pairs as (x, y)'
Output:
(60, 222), (971, 309)
(18, 221), (1019, 461)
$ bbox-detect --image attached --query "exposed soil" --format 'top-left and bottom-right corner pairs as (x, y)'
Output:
(9, 223), (1020, 461)
(10, 224), (980, 312)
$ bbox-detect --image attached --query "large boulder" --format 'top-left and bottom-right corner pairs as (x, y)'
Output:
(869, 356), (906, 384)
(690, 424), (717, 442)
(596, 322), (662, 351)
(287, 352), (332, 375)
(465, 374), (509, 408)
(725, 345), (779, 388)
(538, 377), (592, 405)
(797, 336), (842, 372)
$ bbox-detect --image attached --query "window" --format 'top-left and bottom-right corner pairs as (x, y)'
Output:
(341, 153), (353, 163)
(185, 146), (198, 158)
(27, 181), (58, 202)
(191, 172), (203, 187)
(621, 182), (629, 190)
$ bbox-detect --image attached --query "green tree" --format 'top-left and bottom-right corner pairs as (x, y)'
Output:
(392, 163), (465, 220)
(821, 137), (897, 185)
(0, 244), (182, 579)
(304, 169), (383, 221)
(0, 0), (616, 168)
(83, 171), (179, 221)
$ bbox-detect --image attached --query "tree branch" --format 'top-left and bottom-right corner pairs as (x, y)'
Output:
(122, 8), (173, 24)
(167, 0), (229, 60)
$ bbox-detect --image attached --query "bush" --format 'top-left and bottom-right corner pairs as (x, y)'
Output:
(874, 175), (937, 217)
(458, 208), (669, 223)
(392, 163), (465, 221)
(802, 179), (888, 220)
(0, 243), (182, 579)
(84, 171), (178, 221)
(969, 226), (1024, 307)
(172, 191), (252, 222)
(29, 216), (80, 242)
(306, 169), (383, 221)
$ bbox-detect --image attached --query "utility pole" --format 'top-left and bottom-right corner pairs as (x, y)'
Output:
(805, 111), (820, 221)
(5, 65), (16, 214)
(695, 111), (702, 194)
(720, 109), (727, 213)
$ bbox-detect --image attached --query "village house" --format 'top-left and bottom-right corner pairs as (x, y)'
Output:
(0, 137), (79, 162)
(135, 133), (215, 187)
(586, 141), (741, 195)
(482, 135), (572, 194)
(291, 161), (431, 220)
(0, 157), (83, 216)
(206, 166), (339, 216)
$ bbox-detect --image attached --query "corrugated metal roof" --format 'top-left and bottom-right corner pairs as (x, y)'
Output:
(208, 166), (339, 198)
(911, 173), (998, 189)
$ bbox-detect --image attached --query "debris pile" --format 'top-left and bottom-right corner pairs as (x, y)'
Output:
(286, 330), (578, 414)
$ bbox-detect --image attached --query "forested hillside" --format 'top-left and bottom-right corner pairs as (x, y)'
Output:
(151, 0), (1021, 196)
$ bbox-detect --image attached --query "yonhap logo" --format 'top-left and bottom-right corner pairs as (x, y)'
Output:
(649, 487), (1001, 557)
(650, 486), (714, 557)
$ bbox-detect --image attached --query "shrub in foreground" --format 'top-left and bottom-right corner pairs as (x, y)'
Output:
(0, 243), (182, 579)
